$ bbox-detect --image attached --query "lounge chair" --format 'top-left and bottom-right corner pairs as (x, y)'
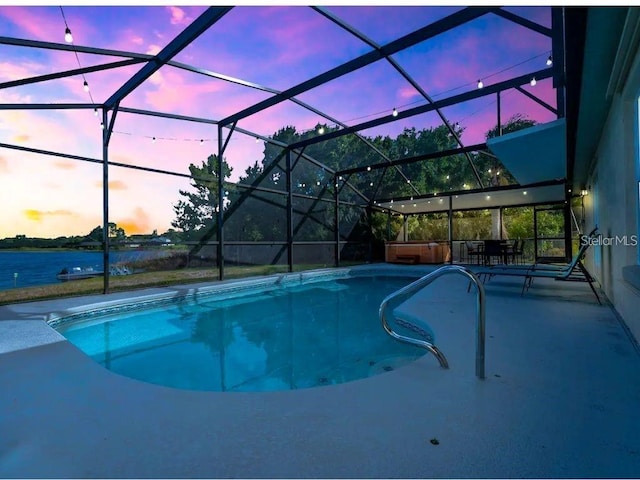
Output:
(473, 227), (602, 304)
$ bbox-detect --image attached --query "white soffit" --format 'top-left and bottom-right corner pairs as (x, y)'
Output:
(378, 184), (566, 215)
(486, 118), (567, 185)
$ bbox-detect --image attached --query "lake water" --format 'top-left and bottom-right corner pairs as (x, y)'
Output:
(0, 250), (168, 291)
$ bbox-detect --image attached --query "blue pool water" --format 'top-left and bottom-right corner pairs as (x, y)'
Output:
(56, 274), (427, 392)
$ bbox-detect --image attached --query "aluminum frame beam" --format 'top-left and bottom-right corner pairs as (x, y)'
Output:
(104, 6), (232, 110)
(219, 7), (495, 126)
(289, 67), (553, 150)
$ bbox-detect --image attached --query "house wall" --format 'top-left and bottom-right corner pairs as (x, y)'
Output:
(584, 44), (640, 343)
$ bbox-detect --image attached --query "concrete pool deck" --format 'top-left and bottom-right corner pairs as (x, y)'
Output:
(1, 264), (639, 478)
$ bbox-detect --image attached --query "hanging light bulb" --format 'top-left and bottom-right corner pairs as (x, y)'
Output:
(100, 121), (104, 129)
(546, 55), (553, 66)
(366, 166), (371, 171)
(255, 137), (259, 143)
(93, 108), (98, 116)
(530, 77), (537, 87)
(152, 136), (156, 143)
(318, 126), (325, 134)
(64, 27), (73, 43)
(392, 108), (398, 117)
(83, 80), (89, 92)
(200, 139), (204, 145)
(477, 79), (484, 89)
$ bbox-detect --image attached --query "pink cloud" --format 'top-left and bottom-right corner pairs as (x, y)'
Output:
(397, 85), (421, 100)
(166, 6), (189, 26)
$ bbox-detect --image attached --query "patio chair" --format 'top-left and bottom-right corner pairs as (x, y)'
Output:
(505, 239), (524, 265)
(473, 227), (602, 304)
(483, 239), (506, 265)
(465, 241), (483, 264)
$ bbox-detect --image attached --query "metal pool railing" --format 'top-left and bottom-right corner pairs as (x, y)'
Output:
(379, 265), (486, 379)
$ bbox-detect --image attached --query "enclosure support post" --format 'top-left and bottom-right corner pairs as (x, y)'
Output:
(403, 215), (408, 242)
(497, 91), (502, 136)
(334, 174), (340, 267)
(563, 195), (573, 262)
(286, 149), (293, 272)
(552, 6), (566, 119)
(448, 195), (454, 264)
(102, 108), (110, 294)
(366, 205), (373, 263)
(217, 124), (224, 281)
(533, 205), (539, 262)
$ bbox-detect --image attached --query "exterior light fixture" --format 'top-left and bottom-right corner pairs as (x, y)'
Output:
(64, 27), (73, 43)
(367, 166), (371, 171)
(530, 77), (537, 87)
(370, 182), (374, 187)
(523, 191), (528, 195)
(486, 195), (491, 200)
(83, 80), (89, 92)
(581, 188), (589, 196)
(477, 79), (483, 89)
(546, 55), (553, 66)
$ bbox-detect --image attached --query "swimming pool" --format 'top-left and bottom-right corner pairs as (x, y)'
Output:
(53, 270), (428, 392)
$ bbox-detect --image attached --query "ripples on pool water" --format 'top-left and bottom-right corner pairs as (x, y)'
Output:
(57, 275), (426, 392)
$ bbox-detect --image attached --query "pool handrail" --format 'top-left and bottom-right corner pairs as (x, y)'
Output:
(379, 265), (486, 379)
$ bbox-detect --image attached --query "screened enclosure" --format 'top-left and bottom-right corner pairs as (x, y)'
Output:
(0, 5), (581, 296)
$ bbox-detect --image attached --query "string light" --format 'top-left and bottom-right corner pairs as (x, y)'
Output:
(318, 126), (325, 134)
(546, 55), (553, 66)
(530, 77), (537, 87)
(64, 27), (73, 43)
(477, 79), (484, 89)
(83, 80), (89, 92)
(152, 136), (156, 143)
(93, 108), (98, 116)
(392, 108), (398, 117)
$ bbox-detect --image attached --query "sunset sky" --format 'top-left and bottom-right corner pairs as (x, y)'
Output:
(0, 4), (555, 238)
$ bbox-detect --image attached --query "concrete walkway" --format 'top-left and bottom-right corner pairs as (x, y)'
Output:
(1, 266), (639, 478)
